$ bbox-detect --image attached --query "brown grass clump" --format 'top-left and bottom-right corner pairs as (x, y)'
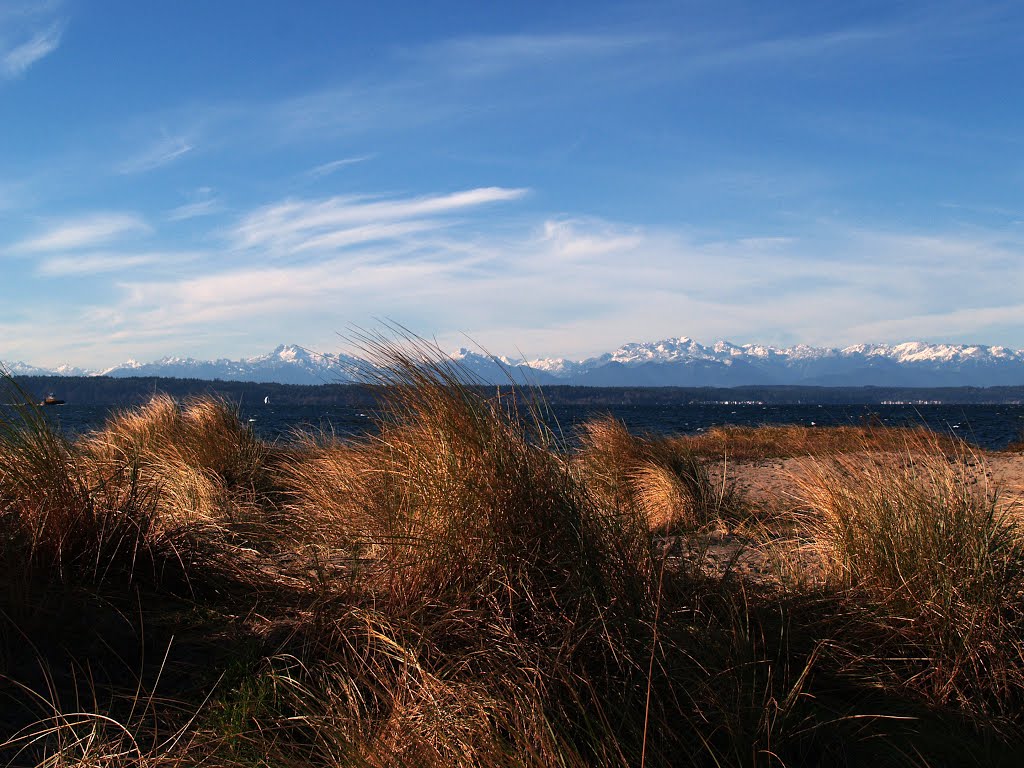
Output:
(796, 442), (1024, 713)
(576, 415), (738, 531)
(80, 394), (270, 528)
(631, 462), (696, 530)
(273, 435), (368, 550)
(85, 394), (267, 483)
(283, 336), (653, 617)
(0, 376), (158, 581)
(267, 338), (670, 763)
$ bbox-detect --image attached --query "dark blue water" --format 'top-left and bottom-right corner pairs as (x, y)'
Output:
(35, 402), (1024, 450)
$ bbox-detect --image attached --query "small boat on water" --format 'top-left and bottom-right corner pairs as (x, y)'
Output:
(40, 394), (65, 406)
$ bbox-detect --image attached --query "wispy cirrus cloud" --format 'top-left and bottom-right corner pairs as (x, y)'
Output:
(117, 135), (194, 174)
(10, 212), (150, 253)
(847, 304), (1024, 344)
(1, 22), (62, 79)
(267, 80), (435, 142)
(166, 187), (222, 221)
(680, 26), (895, 75)
(260, 31), (656, 143)
(118, 257), (447, 326)
(304, 155), (375, 179)
(167, 197), (221, 221)
(71, 203), (1023, 366)
(111, 11), (1005, 174)
(35, 250), (201, 276)
(231, 186), (528, 252)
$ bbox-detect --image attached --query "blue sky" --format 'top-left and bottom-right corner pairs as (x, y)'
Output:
(2, 0), (1024, 367)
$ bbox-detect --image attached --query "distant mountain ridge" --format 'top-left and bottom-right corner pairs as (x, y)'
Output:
(93, 345), (366, 385)
(6, 338), (1024, 387)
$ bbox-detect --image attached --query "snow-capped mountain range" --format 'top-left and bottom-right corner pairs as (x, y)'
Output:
(6, 338), (1024, 387)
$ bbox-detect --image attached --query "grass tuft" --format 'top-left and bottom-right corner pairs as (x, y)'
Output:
(576, 415), (739, 531)
(0, 373), (158, 582)
(797, 440), (1024, 713)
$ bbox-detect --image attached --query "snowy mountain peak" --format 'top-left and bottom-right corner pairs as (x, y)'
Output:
(255, 344), (308, 362)
(449, 347), (484, 362)
(52, 364), (89, 376)
(100, 359), (143, 375)
(608, 336), (711, 364)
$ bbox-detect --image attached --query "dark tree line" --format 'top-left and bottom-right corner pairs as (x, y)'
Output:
(11, 375), (1024, 407)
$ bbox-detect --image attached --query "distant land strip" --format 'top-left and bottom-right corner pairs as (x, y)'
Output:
(11, 376), (1024, 407)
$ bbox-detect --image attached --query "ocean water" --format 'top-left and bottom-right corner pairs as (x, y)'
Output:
(34, 402), (1024, 450)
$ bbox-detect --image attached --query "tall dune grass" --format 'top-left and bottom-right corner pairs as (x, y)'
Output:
(0, 374), (157, 581)
(271, 337), (665, 763)
(576, 415), (738, 530)
(797, 442), (1024, 712)
(281, 338), (651, 606)
(81, 394), (269, 527)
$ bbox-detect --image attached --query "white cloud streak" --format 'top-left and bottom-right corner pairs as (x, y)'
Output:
(231, 187), (528, 252)
(304, 155), (374, 179)
(11, 213), (150, 253)
(847, 304), (1024, 343)
(1, 22), (61, 79)
(165, 187), (221, 222)
(35, 250), (200, 276)
(117, 135), (193, 174)
(258, 32), (654, 144)
(167, 197), (222, 221)
(684, 27), (895, 74)
(66, 210), (1023, 366)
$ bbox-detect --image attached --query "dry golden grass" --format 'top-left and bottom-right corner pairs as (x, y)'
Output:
(280, 341), (653, 616)
(274, 436), (369, 549)
(631, 461), (696, 530)
(795, 441), (1024, 712)
(0, 378), (160, 581)
(78, 394), (271, 532)
(5, 359), (1024, 766)
(676, 423), (962, 460)
(576, 415), (739, 531)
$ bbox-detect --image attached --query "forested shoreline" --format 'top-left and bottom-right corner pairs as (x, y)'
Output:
(12, 374), (1024, 406)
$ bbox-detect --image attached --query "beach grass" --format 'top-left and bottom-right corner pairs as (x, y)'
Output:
(675, 422), (963, 460)
(795, 442), (1024, 713)
(3, 357), (1024, 766)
